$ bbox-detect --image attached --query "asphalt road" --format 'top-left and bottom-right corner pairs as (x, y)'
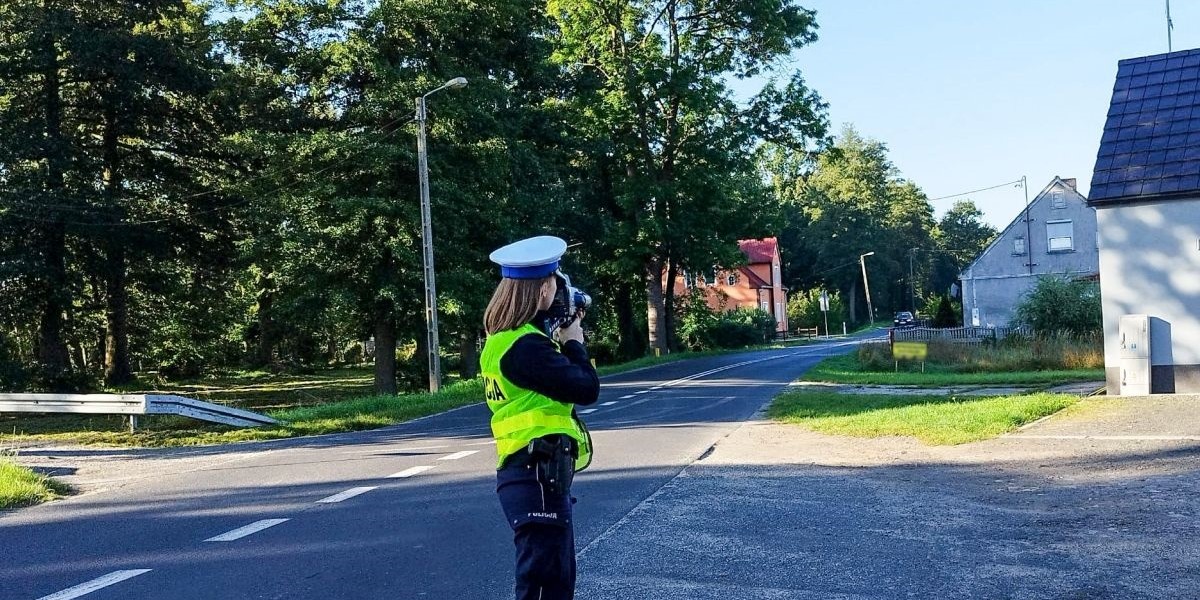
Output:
(2, 335), (873, 600)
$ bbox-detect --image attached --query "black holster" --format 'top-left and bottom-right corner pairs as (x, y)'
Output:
(528, 435), (576, 496)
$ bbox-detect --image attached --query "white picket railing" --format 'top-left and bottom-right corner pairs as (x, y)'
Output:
(891, 325), (1031, 344)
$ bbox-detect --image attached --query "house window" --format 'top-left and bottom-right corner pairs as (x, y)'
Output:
(683, 271), (695, 289)
(726, 273), (738, 286)
(1013, 236), (1026, 255)
(1051, 189), (1066, 209)
(1047, 220), (1074, 251)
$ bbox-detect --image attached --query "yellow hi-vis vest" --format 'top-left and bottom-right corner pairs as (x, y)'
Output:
(481, 323), (593, 471)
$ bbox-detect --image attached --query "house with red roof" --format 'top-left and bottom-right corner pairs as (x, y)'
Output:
(672, 237), (789, 334)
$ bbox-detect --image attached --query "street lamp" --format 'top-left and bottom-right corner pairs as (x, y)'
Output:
(859, 251), (876, 325)
(416, 76), (467, 393)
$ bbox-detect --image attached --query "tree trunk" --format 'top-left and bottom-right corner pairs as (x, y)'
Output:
(458, 329), (479, 381)
(35, 20), (71, 387)
(644, 258), (666, 353)
(615, 284), (642, 360)
(252, 270), (276, 368)
(103, 244), (132, 385)
(663, 259), (679, 352)
(373, 300), (397, 395)
(102, 102), (132, 385)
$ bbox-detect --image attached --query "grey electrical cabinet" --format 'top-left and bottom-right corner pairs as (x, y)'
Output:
(1119, 314), (1151, 395)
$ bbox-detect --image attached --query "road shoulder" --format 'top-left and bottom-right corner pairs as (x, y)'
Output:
(576, 395), (1200, 599)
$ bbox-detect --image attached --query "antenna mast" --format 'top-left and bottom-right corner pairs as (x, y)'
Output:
(1167, 0), (1174, 52)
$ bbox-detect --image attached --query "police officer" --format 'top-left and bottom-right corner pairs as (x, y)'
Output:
(481, 235), (598, 600)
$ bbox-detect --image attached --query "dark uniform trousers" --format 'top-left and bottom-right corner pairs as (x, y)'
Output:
(497, 448), (577, 600)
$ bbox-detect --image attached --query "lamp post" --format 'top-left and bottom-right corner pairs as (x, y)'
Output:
(859, 251), (876, 325)
(416, 76), (467, 393)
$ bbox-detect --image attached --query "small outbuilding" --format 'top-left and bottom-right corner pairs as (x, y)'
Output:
(1089, 48), (1200, 395)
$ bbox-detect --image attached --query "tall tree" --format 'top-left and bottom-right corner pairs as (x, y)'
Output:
(931, 199), (997, 298)
(772, 125), (935, 324)
(549, 0), (828, 352)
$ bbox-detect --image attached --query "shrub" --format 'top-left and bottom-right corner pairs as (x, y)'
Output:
(787, 289), (847, 334)
(677, 289), (776, 350)
(932, 295), (959, 328)
(1013, 276), (1101, 334)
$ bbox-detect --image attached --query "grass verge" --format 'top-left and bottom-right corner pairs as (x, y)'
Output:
(5, 379), (485, 448)
(804, 354), (1103, 387)
(768, 390), (1078, 445)
(3, 336), (830, 448)
(0, 460), (70, 509)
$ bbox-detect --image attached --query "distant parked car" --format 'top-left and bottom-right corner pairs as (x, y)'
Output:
(893, 311), (915, 328)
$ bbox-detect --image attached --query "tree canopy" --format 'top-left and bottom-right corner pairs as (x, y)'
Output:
(0, 1), (996, 393)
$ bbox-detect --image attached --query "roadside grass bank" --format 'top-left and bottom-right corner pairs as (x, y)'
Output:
(1, 379), (485, 448)
(0, 460), (70, 509)
(2, 336), (831, 447)
(768, 390), (1079, 445)
(804, 333), (1104, 387)
(806, 354), (1104, 386)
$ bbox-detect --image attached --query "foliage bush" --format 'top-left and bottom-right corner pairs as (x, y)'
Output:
(932, 294), (959, 328)
(787, 288), (846, 335)
(676, 289), (776, 350)
(1013, 276), (1101, 334)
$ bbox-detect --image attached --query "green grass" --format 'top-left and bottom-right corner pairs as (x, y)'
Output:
(2, 335), (831, 448)
(3, 379), (486, 447)
(768, 390), (1078, 445)
(0, 460), (70, 509)
(804, 354), (1104, 387)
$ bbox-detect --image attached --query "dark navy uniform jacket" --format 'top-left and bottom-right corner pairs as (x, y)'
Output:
(495, 328), (598, 529)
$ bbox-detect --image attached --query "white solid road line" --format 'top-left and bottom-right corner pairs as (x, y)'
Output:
(439, 450), (479, 460)
(579, 408), (598, 414)
(388, 465), (434, 478)
(204, 519), (290, 542)
(600, 401), (617, 406)
(316, 486), (377, 503)
(37, 570), (153, 600)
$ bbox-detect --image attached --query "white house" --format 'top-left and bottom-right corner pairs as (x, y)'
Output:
(1089, 48), (1200, 395)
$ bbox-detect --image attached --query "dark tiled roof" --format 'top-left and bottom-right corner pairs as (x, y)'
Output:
(1090, 48), (1200, 204)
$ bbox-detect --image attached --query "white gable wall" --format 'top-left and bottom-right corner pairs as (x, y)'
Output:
(1096, 197), (1200, 394)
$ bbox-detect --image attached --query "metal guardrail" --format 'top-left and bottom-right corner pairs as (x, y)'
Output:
(0, 393), (278, 430)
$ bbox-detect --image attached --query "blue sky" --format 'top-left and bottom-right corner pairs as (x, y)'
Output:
(771, 1), (1200, 229)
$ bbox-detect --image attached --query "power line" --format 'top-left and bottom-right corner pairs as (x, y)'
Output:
(927, 178), (1023, 202)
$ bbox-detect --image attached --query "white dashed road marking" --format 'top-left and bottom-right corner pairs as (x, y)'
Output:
(579, 408), (597, 414)
(316, 486), (377, 503)
(37, 570), (152, 600)
(619, 394), (636, 399)
(634, 390), (650, 394)
(389, 466), (434, 478)
(600, 401), (617, 406)
(204, 519), (290, 542)
(439, 451), (478, 460)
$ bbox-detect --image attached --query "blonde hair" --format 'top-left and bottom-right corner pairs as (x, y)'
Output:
(484, 276), (551, 335)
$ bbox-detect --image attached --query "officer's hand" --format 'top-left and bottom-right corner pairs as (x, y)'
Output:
(556, 314), (585, 345)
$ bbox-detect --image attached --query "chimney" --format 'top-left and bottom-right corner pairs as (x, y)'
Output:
(1061, 177), (1077, 190)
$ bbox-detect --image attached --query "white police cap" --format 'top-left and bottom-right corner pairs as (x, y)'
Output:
(489, 235), (567, 279)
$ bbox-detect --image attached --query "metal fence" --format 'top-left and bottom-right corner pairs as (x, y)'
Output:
(891, 325), (1031, 345)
